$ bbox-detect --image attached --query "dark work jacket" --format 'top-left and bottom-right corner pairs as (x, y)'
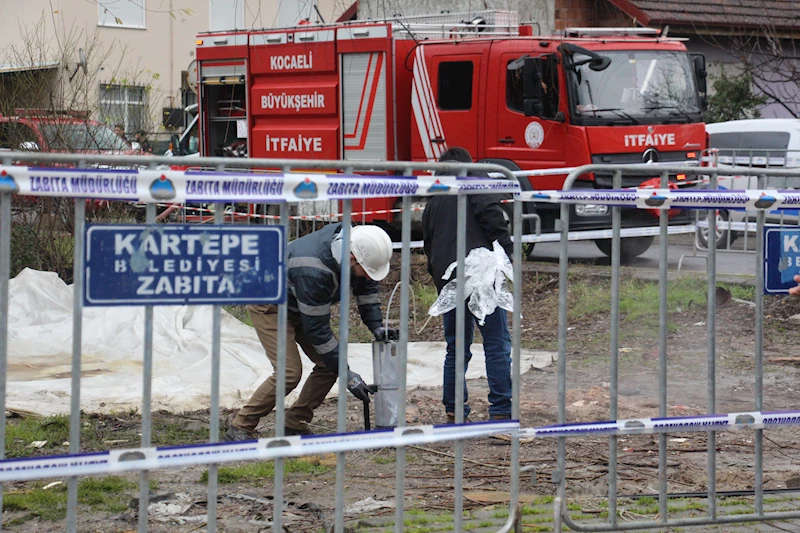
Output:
(422, 188), (513, 293)
(286, 223), (383, 370)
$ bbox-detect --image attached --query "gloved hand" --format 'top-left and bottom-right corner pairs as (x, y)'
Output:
(347, 370), (376, 403)
(372, 327), (400, 342)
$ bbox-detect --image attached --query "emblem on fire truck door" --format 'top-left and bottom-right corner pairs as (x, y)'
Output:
(524, 122), (544, 149)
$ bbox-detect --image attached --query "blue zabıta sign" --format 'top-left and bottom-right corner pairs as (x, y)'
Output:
(84, 224), (285, 306)
(764, 227), (800, 294)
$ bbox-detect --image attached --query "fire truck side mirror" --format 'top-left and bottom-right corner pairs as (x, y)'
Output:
(692, 54), (707, 94)
(170, 134), (182, 156)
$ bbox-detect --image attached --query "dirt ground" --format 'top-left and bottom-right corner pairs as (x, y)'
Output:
(5, 254), (800, 532)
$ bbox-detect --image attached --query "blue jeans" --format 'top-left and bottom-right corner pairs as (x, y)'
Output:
(442, 306), (512, 418)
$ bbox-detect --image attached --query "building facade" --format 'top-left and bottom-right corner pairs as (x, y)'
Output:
(0, 0), (345, 138)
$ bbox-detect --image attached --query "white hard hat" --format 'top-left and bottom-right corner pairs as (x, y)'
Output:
(350, 225), (393, 281)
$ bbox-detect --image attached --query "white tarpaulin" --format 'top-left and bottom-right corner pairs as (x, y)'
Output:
(7, 269), (554, 416)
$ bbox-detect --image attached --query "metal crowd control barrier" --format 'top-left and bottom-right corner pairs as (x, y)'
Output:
(530, 163), (800, 532)
(0, 152), (524, 533)
(695, 149), (800, 253)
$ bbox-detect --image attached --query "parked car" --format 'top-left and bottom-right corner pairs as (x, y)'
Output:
(699, 119), (800, 248)
(0, 109), (141, 155)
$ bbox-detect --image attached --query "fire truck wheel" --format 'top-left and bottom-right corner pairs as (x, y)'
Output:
(594, 236), (654, 263)
(696, 209), (736, 249)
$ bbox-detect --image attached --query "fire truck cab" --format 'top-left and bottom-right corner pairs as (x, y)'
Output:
(195, 13), (707, 259)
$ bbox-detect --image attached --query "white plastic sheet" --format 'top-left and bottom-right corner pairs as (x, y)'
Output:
(429, 240), (514, 325)
(6, 269), (552, 416)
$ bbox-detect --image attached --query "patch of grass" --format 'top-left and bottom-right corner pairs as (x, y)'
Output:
(566, 503), (581, 511)
(78, 477), (136, 512)
(223, 305), (253, 326)
(151, 417), (209, 447)
(568, 281), (611, 320)
(719, 498), (750, 507)
(520, 526), (550, 532)
(521, 505), (549, 515)
(5, 415), (70, 458)
(372, 455), (395, 465)
(494, 509), (510, 519)
(723, 283), (755, 302)
(669, 501), (706, 512)
(412, 282), (439, 309)
(635, 496), (657, 505)
(202, 458), (329, 484)
(479, 520), (495, 527)
(725, 508), (754, 516)
(406, 508), (427, 515)
(3, 476), (136, 523)
(534, 495), (555, 505)
(632, 505), (659, 515)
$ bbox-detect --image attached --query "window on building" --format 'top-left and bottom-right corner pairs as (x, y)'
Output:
(98, 0), (146, 29)
(438, 61), (473, 110)
(99, 85), (148, 136)
(209, 0), (245, 31)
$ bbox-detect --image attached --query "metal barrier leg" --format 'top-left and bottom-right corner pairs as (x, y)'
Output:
(608, 172), (621, 528)
(66, 194), (86, 533)
(706, 172), (718, 521)
(755, 176), (766, 517)
(207, 203), (224, 533)
(555, 203), (570, 533)
(138, 203), (156, 533)
(0, 188), (11, 531)
(394, 192), (412, 533)
(658, 172), (669, 524)
(273, 198), (290, 533)
(454, 188), (468, 532)
(334, 198), (353, 533)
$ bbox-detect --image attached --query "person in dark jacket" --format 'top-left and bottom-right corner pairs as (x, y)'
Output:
(422, 146), (513, 423)
(225, 223), (397, 440)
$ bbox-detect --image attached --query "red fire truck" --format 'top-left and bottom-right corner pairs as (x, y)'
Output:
(194, 12), (707, 259)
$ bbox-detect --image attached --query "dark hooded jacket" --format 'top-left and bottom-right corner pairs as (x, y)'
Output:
(287, 223), (383, 369)
(422, 181), (513, 293)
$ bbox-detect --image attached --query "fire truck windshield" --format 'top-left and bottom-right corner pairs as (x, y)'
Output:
(567, 50), (701, 125)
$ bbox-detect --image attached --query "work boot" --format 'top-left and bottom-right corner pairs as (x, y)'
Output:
(284, 425), (312, 436)
(223, 424), (256, 442)
(446, 412), (470, 424)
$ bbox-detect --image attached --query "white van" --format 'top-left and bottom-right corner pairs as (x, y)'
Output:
(700, 119), (800, 247)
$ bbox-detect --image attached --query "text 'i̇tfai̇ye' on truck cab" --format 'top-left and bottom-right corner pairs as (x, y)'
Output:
(194, 11), (708, 259)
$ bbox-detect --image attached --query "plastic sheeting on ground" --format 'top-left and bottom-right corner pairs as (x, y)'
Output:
(6, 269), (555, 416)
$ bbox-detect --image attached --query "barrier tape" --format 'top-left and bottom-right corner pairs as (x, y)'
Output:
(524, 189), (800, 211)
(0, 166), (518, 203)
(4, 409), (800, 482)
(0, 421), (518, 483)
(523, 410), (800, 439)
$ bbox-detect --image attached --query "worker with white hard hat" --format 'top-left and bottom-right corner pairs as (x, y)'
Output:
(225, 223), (397, 440)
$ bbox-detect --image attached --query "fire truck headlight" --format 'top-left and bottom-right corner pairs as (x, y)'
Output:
(575, 204), (608, 216)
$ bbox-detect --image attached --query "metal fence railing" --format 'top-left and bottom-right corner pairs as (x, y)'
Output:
(528, 163), (800, 532)
(0, 152), (523, 533)
(3, 153), (800, 532)
(696, 149), (800, 253)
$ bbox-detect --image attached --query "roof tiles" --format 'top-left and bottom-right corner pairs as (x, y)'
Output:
(607, 0), (800, 30)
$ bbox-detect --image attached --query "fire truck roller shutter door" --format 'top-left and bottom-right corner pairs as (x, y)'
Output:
(342, 52), (387, 161)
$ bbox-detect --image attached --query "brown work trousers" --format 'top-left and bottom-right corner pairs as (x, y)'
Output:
(232, 304), (339, 433)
